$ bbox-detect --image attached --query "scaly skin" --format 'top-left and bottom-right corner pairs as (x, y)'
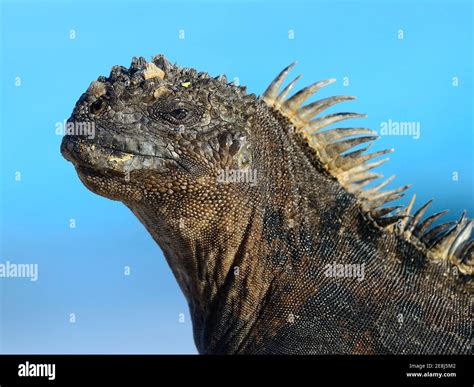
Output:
(61, 55), (472, 354)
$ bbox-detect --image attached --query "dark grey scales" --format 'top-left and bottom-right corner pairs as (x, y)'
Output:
(61, 55), (473, 354)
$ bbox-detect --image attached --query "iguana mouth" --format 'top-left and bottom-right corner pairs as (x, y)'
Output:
(61, 134), (182, 174)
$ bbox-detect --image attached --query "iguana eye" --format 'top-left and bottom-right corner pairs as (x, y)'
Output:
(149, 100), (199, 128)
(169, 108), (188, 120)
(159, 106), (192, 125)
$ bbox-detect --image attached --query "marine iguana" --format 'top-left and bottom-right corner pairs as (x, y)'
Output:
(61, 55), (473, 354)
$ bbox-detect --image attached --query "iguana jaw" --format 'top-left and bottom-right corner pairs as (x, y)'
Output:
(61, 133), (182, 174)
(61, 133), (186, 202)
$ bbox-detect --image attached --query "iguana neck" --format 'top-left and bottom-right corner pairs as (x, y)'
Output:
(128, 189), (264, 353)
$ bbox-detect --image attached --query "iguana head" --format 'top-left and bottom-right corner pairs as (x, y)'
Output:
(61, 55), (258, 205)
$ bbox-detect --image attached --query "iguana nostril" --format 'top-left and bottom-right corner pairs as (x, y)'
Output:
(90, 99), (106, 115)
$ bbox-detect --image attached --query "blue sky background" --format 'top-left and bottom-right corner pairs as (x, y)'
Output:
(0, 0), (472, 354)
